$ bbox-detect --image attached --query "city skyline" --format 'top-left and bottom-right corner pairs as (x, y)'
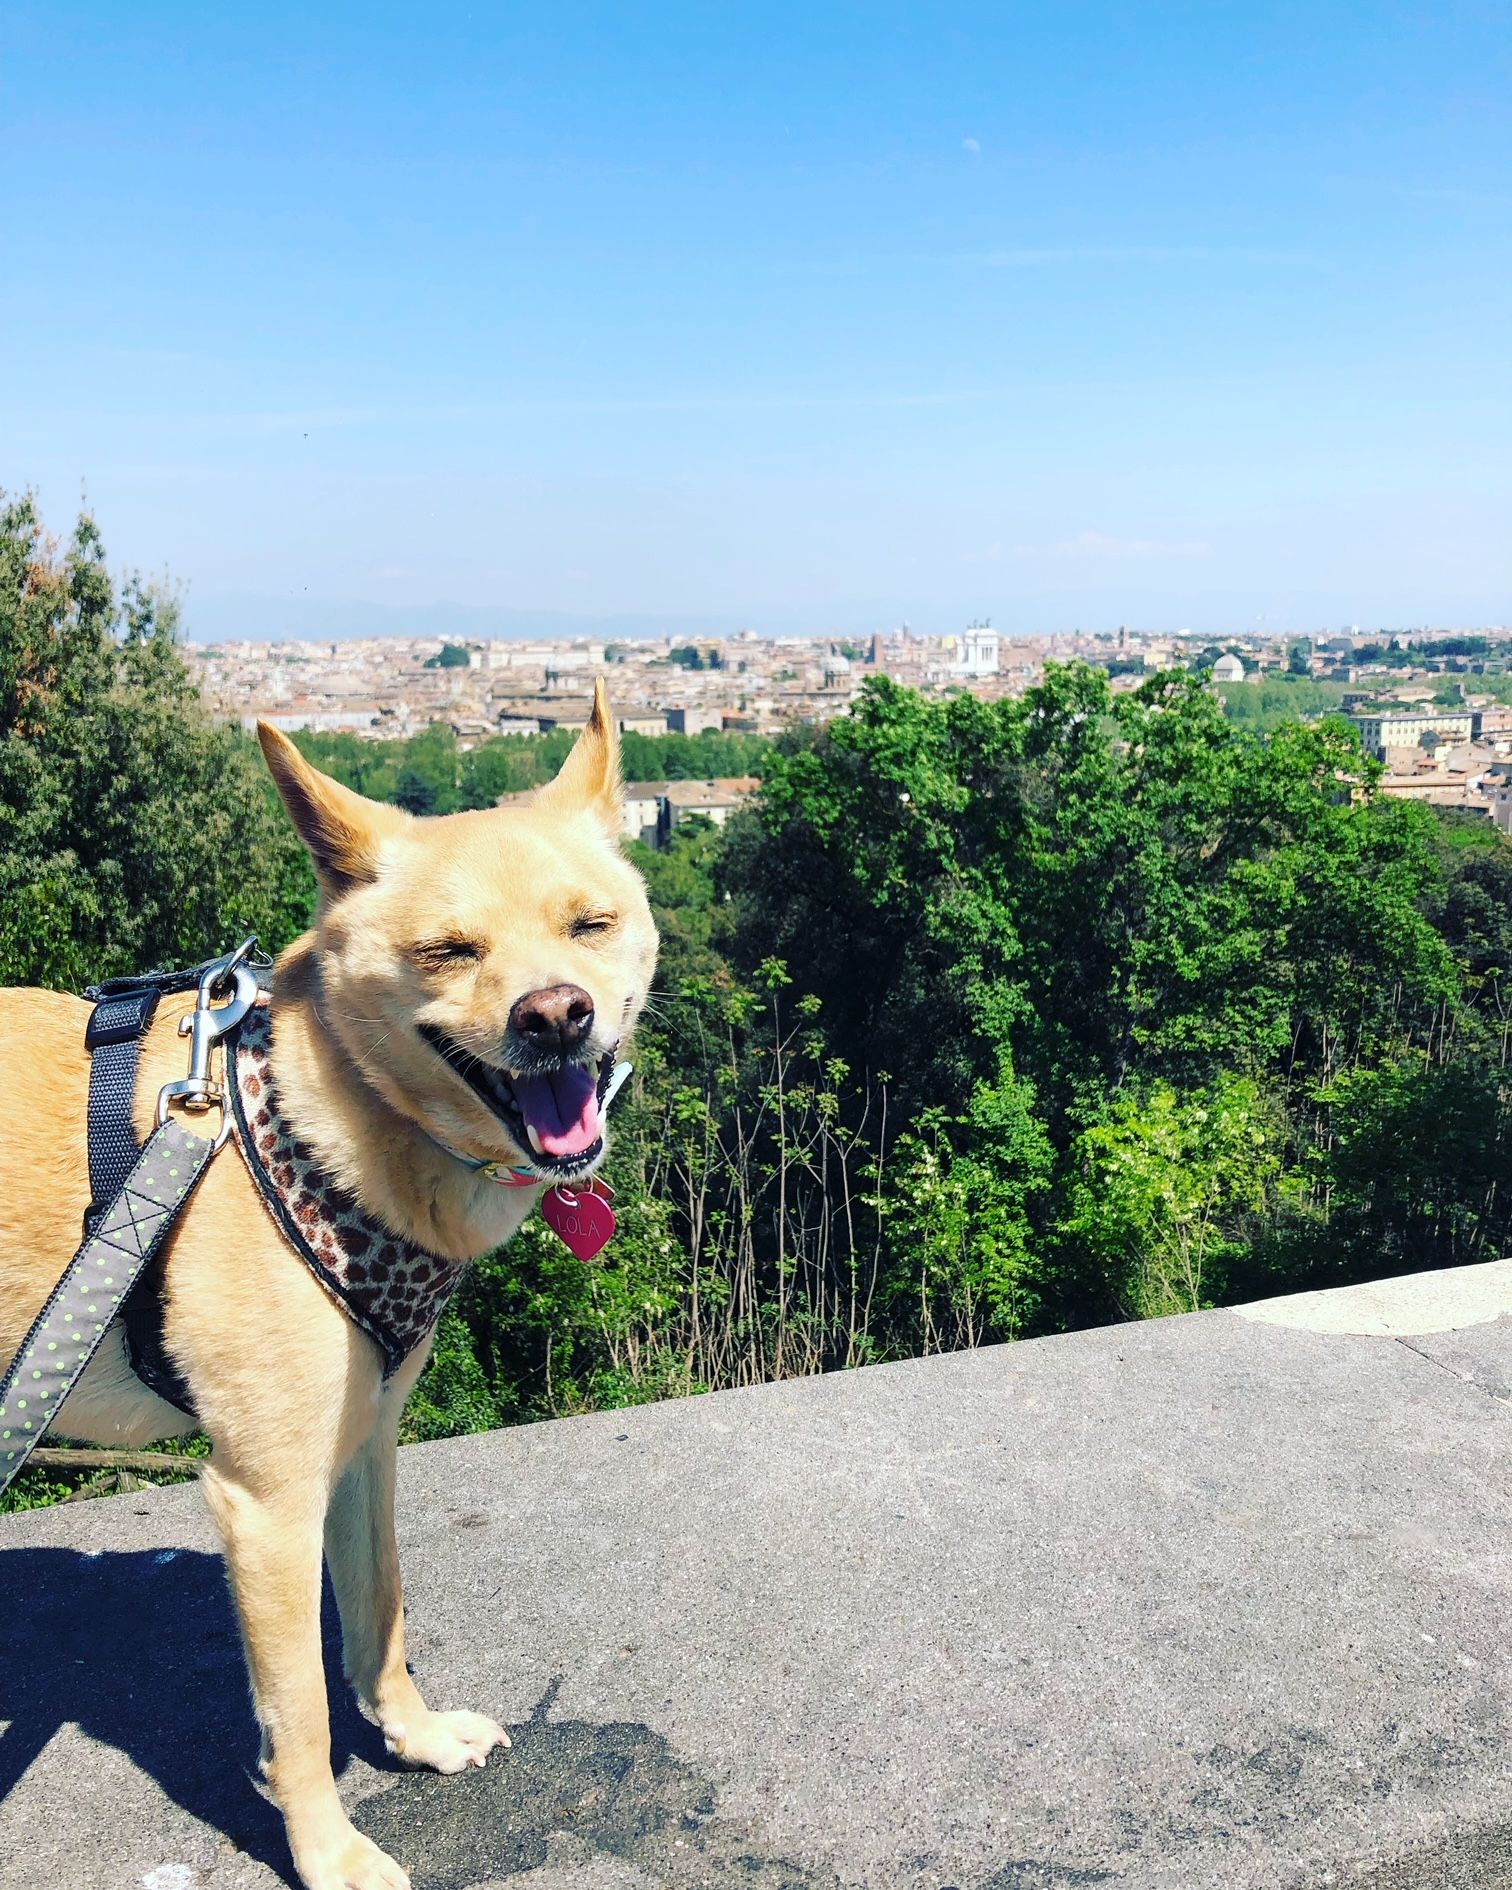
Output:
(4, 2), (1509, 636)
(167, 594), (1512, 648)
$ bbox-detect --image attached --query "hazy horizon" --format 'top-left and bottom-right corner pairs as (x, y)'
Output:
(176, 593), (1507, 646)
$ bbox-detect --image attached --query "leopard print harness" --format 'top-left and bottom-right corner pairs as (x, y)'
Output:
(228, 1003), (465, 1377)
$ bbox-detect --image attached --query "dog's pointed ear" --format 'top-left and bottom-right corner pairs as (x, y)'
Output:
(257, 722), (410, 895)
(536, 678), (623, 837)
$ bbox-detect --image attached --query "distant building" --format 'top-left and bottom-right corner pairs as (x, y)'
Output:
(665, 707), (727, 735)
(611, 777), (760, 848)
(954, 624), (1000, 678)
(619, 781), (669, 846)
(534, 700), (596, 733)
(660, 777), (761, 841)
(1211, 652), (1247, 685)
(1349, 711), (1474, 760)
(1375, 776), (1496, 816)
(240, 702), (383, 733)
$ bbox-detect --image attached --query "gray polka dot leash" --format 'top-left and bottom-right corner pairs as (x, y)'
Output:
(0, 1120), (216, 1491)
(0, 941), (261, 1497)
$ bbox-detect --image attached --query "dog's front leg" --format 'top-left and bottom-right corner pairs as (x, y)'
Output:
(324, 1394), (510, 1774)
(201, 1461), (410, 1890)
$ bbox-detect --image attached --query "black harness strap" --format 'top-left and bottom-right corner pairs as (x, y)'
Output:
(79, 956), (264, 1417)
(84, 988), (161, 1234)
(82, 961), (215, 1229)
(81, 968), (196, 1412)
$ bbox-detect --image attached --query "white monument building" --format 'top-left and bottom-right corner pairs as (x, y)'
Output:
(954, 622), (1001, 678)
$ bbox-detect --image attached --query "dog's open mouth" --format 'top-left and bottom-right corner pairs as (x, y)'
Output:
(419, 1026), (615, 1174)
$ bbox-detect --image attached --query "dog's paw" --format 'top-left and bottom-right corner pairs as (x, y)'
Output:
(294, 1825), (410, 1890)
(384, 1708), (511, 1774)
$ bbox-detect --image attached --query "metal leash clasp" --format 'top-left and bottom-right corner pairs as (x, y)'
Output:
(156, 937), (261, 1151)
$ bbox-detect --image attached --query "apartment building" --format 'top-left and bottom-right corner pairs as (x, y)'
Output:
(1348, 710), (1474, 760)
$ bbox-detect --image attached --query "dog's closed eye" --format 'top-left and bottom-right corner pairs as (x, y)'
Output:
(569, 911), (618, 940)
(410, 936), (484, 971)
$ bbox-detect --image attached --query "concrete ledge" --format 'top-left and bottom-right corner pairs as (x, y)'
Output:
(2, 1264), (1511, 1889)
(1235, 1257), (1512, 1339)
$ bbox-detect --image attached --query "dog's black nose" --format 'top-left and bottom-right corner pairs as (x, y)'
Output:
(510, 983), (594, 1055)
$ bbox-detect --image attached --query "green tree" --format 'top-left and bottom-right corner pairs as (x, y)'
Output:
(719, 666), (1510, 1319)
(0, 494), (312, 989)
(1064, 1077), (1287, 1317)
(625, 823), (725, 984)
(394, 722), (462, 814)
(457, 730), (573, 805)
(288, 728), (401, 801)
(291, 725), (771, 809)
(1218, 674), (1351, 731)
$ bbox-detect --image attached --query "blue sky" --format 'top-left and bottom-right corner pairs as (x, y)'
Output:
(3, 2), (1509, 637)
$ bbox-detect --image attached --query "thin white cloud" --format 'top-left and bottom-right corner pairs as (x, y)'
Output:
(988, 531), (1213, 562)
(1062, 531), (1212, 560)
(139, 406), (386, 435)
(1407, 185), (1512, 209)
(975, 245), (1310, 267)
(52, 385), (1038, 436)
(962, 137), (981, 154)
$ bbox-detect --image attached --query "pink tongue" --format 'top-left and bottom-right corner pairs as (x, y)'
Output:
(510, 1065), (602, 1157)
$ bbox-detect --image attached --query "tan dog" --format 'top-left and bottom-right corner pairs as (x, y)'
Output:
(0, 682), (658, 1890)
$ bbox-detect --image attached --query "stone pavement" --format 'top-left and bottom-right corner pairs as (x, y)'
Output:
(1, 1262), (1509, 1890)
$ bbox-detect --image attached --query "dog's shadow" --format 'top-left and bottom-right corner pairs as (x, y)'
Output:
(0, 1542), (392, 1883)
(0, 1544), (835, 1890)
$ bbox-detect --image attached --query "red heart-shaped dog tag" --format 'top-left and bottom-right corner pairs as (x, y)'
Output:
(542, 1181), (617, 1262)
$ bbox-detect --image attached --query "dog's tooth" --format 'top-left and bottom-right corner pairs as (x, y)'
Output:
(526, 1123), (544, 1155)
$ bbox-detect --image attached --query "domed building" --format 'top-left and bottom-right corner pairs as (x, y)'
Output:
(1211, 651), (1247, 684)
